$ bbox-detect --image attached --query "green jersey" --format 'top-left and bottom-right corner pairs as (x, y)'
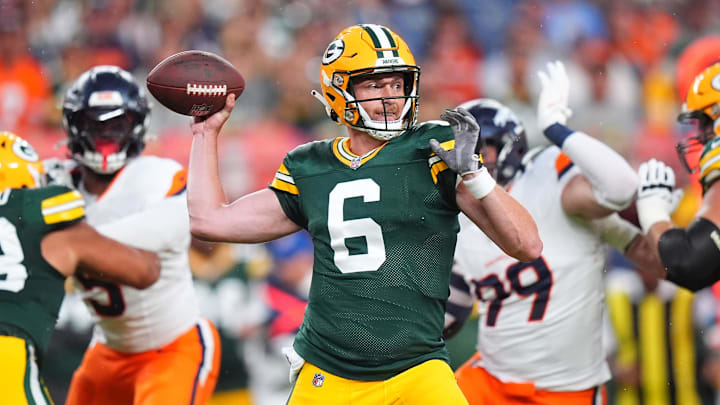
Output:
(269, 122), (459, 380)
(699, 136), (720, 194)
(0, 185), (85, 354)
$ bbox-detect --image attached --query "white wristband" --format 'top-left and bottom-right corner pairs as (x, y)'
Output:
(462, 167), (496, 199)
(636, 197), (671, 234)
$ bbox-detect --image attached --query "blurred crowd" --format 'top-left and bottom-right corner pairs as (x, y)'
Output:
(3, 0), (720, 194)
(4, 0), (720, 404)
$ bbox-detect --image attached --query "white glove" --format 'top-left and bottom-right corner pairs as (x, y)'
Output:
(282, 346), (305, 384)
(42, 158), (75, 188)
(636, 159), (684, 233)
(536, 61), (573, 138)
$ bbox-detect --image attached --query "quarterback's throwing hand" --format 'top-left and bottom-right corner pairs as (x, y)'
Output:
(636, 159), (683, 233)
(430, 108), (482, 176)
(190, 93), (236, 137)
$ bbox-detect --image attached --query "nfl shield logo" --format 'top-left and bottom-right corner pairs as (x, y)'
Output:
(312, 373), (325, 387)
(350, 157), (361, 170)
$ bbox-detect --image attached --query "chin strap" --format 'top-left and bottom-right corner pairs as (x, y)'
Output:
(311, 89), (337, 122)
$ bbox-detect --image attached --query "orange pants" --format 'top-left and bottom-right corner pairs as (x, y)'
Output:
(66, 319), (221, 405)
(455, 353), (606, 405)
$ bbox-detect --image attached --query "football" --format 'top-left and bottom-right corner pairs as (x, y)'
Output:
(146, 50), (245, 117)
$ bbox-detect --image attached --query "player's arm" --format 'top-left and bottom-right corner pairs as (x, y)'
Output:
(635, 159), (720, 291)
(592, 213), (665, 279)
(431, 108), (542, 262)
(535, 61), (638, 219)
(187, 94), (301, 243)
(92, 195), (190, 251)
(41, 221), (160, 288)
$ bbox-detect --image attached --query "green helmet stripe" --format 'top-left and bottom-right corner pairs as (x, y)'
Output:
(361, 25), (385, 58)
(380, 26), (400, 57)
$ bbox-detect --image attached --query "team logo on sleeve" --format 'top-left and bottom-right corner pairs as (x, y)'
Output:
(311, 372), (325, 387)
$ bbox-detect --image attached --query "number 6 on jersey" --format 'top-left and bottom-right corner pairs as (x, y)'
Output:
(328, 179), (386, 273)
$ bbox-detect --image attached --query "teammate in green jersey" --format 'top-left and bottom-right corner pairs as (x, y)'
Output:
(187, 24), (541, 405)
(0, 131), (160, 405)
(635, 62), (720, 292)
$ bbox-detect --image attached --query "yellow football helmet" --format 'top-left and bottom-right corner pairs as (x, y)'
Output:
(0, 132), (45, 190)
(312, 24), (420, 141)
(677, 62), (720, 172)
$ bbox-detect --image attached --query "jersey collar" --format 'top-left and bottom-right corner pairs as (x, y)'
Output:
(332, 137), (387, 170)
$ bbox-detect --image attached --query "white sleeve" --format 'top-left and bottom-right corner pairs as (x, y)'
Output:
(562, 131), (638, 211)
(95, 195), (189, 252)
(591, 213), (641, 253)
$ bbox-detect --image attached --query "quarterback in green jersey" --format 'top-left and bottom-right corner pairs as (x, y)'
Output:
(0, 131), (160, 405)
(635, 62), (720, 292)
(187, 24), (541, 405)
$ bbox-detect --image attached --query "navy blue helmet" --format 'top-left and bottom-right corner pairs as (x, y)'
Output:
(457, 99), (528, 186)
(62, 66), (150, 174)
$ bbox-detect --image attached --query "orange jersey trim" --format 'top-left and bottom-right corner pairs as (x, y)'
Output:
(555, 153), (574, 179)
(166, 168), (188, 197)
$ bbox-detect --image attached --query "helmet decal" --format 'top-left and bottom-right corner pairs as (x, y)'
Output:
(322, 39), (345, 65)
(88, 90), (124, 108)
(11, 139), (39, 162)
(712, 73), (720, 91)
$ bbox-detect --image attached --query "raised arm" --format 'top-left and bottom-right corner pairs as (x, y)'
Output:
(430, 108), (542, 262)
(535, 61), (638, 219)
(187, 94), (301, 243)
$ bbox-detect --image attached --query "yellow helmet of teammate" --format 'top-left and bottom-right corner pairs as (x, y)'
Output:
(0, 132), (45, 190)
(677, 62), (720, 172)
(313, 24), (420, 141)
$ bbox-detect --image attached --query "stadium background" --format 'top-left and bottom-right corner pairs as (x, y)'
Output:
(3, 0), (720, 404)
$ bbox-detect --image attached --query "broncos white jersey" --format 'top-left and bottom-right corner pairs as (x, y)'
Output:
(454, 146), (611, 391)
(71, 156), (200, 353)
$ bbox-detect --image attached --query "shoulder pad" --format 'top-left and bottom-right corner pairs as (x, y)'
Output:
(286, 139), (332, 158)
(405, 121), (454, 147)
(108, 156), (186, 202)
(124, 156), (182, 176)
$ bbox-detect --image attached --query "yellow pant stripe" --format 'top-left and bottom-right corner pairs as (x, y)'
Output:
(639, 295), (669, 405)
(607, 292), (640, 405)
(671, 290), (701, 405)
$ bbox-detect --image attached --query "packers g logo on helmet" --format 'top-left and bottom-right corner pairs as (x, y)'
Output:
(0, 132), (45, 191)
(312, 24), (420, 141)
(677, 62), (720, 172)
(322, 39), (345, 65)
